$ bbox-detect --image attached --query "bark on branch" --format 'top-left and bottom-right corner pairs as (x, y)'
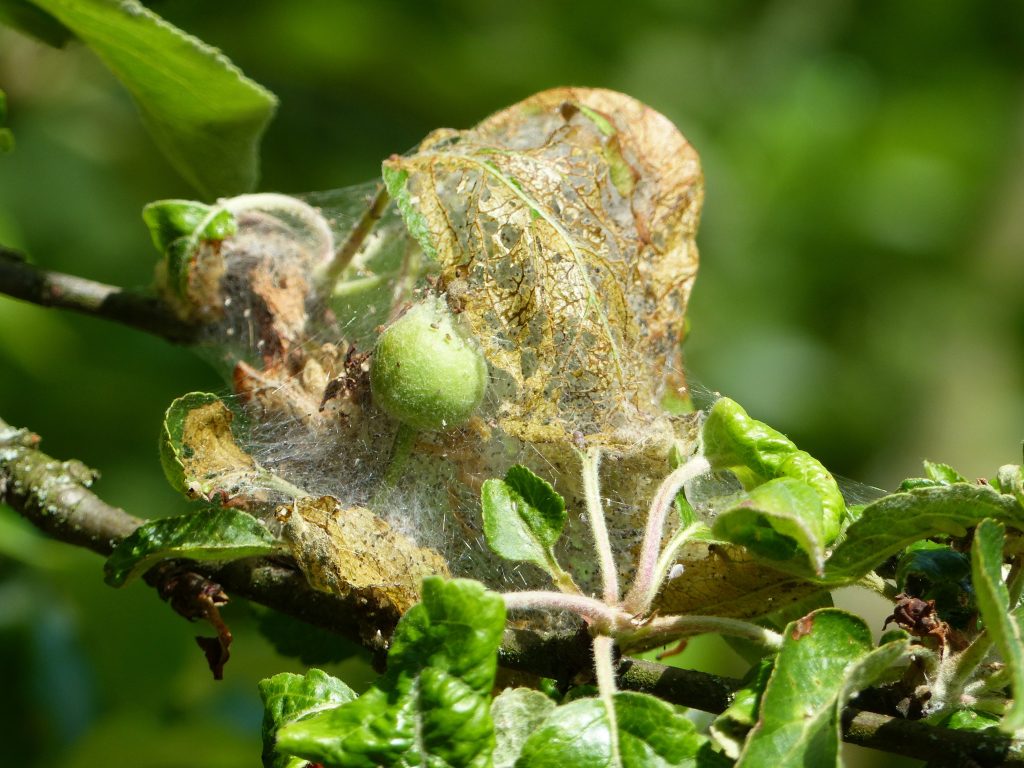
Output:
(1, 414), (1022, 765)
(0, 247), (197, 344)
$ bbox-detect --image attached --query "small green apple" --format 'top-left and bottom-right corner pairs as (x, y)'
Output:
(370, 297), (488, 431)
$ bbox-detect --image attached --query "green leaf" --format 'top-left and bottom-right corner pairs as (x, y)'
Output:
(924, 460), (968, 485)
(939, 709), (1001, 732)
(736, 609), (908, 767)
(702, 397), (846, 544)
(104, 508), (279, 586)
(822, 483), (1024, 584)
(0, 88), (13, 153)
(709, 658), (773, 759)
(712, 477), (828, 575)
(26, 0), (277, 197)
(275, 577), (505, 768)
(142, 199), (235, 255)
(895, 543), (975, 628)
(491, 688), (557, 768)
(996, 464), (1024, 507)
(515, 691), (726, 767)
(482, 465), (572, 586)
(258, 669), (357, 768)
(971, 519), (1024, 733)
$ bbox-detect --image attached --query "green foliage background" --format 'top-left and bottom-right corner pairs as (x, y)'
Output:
(0, 1), (1022, 765)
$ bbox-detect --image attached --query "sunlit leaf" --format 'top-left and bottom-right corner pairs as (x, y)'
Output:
(491, 688), (557, 768)
(482, 464), (573, 588)
(712, 477), (828, 575)
(104, 508), (279, 586)
(275, 577), (504, 768)
(709, 659), (773, 759)
(258, 669), (356, 768)
(515, 691), (727, 767)
(25, 0), (277, 197)
(702, 397), (845, 545)
(821, 484), (1024, 584)
(385, 88), (702, 448)
(736, 609), (908, 767)
(971, 519), (1024, 733)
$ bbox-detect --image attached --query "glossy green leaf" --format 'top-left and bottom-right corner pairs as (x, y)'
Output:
(712, 477), (827, 574)
(275, 577), (505, 768)
(709, 659), (773, 759)
(971, 519), (1024, 733)
(702, 397), (845, 544)
(821, 483), (1024, 584)
(736, 609), (908, 767)
(143, 201), (236, 302)
(258, 669), (357, 768)
(104, 508), (279, 586)
(492, 688), (556, 768)
(482, 465), (571, 584)
(940, 709), (1001, 732)
(26, 0), (277, 197)
(924, 460), (967, 485)
(515, 691), (726, 768)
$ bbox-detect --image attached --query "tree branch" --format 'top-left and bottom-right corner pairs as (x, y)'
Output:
(2, 414), (1022, 765)
(0, 247), (198, 344)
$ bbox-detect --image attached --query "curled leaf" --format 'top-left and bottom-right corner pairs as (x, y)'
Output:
(159, 392), (301, 507)
(701, 397), (846, 545)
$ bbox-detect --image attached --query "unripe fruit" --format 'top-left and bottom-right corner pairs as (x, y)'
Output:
(370, 298), (488, 431)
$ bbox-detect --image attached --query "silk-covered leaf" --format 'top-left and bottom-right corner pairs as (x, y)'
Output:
(712, 477), (828, 575)
(275, 578), (504, 768)
(491, 688), (557, 768)
(736, 609), (908, 767)
(277, 495), (450, 615)
(159, 392), (303, 507)
(482, 465), (573, 588)
(384, 87), (702, 449)
(514, 691), (727, 767)
(701, 397), (846, 545)
(104, 508), (279, 586)
(652, 540), (821, 620)
(258, 669), (356, 768)
(820, 484), (1024, 584)
(24, 0), (276, 197)
(971, 519), (1024, 733)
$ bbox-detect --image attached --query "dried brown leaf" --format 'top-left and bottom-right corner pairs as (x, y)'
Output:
(385, 87), (702, 449)
(278, 496), (451, 614)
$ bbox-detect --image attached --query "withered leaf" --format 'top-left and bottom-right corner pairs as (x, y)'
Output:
(278, 496), (451, 614)
(651, 541), (822, 621)
(384, 87), (702, 448)
(160, 392), (304, 508)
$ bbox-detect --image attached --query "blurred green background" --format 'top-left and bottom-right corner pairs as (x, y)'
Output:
(1, 1), (1022, 765)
